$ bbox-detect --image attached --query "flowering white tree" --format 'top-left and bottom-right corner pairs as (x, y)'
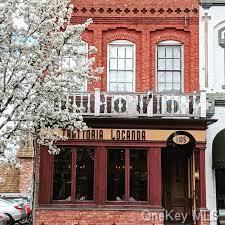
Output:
(0, 0), (99, 158)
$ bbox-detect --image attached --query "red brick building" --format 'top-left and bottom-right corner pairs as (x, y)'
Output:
(34, 1), (211, 225)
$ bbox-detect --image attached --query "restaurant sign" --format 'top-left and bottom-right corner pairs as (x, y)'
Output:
(59, 128), (205, 142)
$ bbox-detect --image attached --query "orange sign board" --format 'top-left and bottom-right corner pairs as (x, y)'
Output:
(56, 128), (205, 142)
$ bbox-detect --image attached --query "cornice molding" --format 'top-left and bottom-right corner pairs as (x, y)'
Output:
(201, 0), (225, 8)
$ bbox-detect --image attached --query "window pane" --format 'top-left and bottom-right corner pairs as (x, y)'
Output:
(110, 83), (118, 92)
(76, 148), (94, 201)
(174, 83), (181, 92)
(166, 47), (173, 58)
(166, 72), (173, 82)
(173, 72), (181, 82)
(118, 46), (125, 58)
(125, 83), (133, 92)
(174, 59), (181, 70)
(130, 150), (147, 201)
(118, 83), (125, 91)
(110, 46), (117, 58)
(158, 72), (165, 82)
(126, 71), (133, 82)
(110, 59), (117, 70)
(166, 59), (173, 70)
(118, 59), (125, 70)
(158, 83), (165, 92)
(126, 59), (133, 70)
(107, 149), (125, 201)
(118, 71), (125, 82)
(158, 59), (165, 70)
(158, 46), (165, 58)
(166, 83), (173, 92)
(126, 46), (133, 58)
(173, 46), (181, 58)
(110, 71), (117, 82)
(53, 148), (72, 201)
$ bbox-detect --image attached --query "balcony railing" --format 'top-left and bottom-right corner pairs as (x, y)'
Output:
(61, 89), (206, 118)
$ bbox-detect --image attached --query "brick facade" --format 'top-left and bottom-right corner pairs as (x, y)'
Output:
(0, 165), (20, 193)
(72, 0), (200, 93)
(35, 209), (164, 225)
(19, 158), (33, 193)
(34, 1), (204, 225)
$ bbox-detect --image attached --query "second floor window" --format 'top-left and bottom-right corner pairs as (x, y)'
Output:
(108, 40), (135, 92)
(157, 41), (182, 93)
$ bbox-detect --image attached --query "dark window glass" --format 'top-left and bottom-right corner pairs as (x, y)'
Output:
(107, 149), (125, 201)
(76, 148), (94, 201)
(130, 150), (147, 201)
(216, 169), (225, 208)
(53, 148), (72, 201)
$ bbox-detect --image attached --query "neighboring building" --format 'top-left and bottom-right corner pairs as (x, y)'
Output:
(0, 165), (20, 193)
(16, 142), (34, 194)
(200, 1), (225, 224)
(0, 142), (33, 195)
(34, 1), (211, 225)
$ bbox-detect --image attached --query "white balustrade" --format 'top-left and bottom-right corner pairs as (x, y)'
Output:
(63, 89), (206, 118)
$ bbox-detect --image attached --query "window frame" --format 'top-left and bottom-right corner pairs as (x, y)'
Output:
(50, 146), (150, 206)
(106, 148), (148, 205)
(107, 40), (136, 92)
(51, 146), (96, 204)
(156, 40), (184, 93)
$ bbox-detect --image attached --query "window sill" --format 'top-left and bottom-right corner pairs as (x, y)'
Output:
(36, 204), (164, 211)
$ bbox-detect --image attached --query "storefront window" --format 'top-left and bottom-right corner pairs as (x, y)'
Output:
(52, 147), (148, 205)
(107, 149), (125, 201)
(76, 148), (94, 201)
(130, 150), (147, 201)
(53, 148), (72, 201)
(216, 169), (225, 208)
(107, 148), (147, 202)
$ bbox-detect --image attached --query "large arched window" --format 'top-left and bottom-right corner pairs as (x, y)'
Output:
(157, 40), (183, 93)
(107, 40), (135, 92)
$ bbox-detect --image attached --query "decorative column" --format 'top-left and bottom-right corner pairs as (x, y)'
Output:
(149, 147), (162, 207)
(196, 146), (210, 225)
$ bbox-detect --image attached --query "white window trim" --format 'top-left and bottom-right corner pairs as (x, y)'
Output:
(107, 40), (136, 92)
(156, 40), (184, 93)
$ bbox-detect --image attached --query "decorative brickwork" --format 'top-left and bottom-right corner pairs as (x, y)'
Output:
(0, 165), (20, 193)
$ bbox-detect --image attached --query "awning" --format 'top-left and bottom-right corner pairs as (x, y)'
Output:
(213, 129), (225, 169)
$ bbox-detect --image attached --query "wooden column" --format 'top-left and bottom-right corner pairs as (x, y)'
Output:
(95, 146), (106, 205)
(198, 147), (206, 209)
(149, 147), (162, 207)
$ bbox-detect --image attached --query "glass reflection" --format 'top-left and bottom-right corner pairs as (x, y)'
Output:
(76, 148), (94, 201)
(107, 149), (125, 201)
(53, 148), (72, 201)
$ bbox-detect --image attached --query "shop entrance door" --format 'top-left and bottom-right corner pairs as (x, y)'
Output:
(162, 147), (194, 224)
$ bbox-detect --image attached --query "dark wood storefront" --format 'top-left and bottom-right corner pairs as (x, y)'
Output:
(37, 117), (209, 223)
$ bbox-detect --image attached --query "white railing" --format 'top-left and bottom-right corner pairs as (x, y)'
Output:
(60, 89), (206, 118)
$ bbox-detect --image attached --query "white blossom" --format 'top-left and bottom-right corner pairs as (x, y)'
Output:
(0, 0), (101, 160)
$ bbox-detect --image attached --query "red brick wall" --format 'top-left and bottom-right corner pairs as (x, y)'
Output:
(71, 0), (199, 93)
(34, 0), (201, 224)
(19, 158), (33, 193)
(35, 209), (164, 225)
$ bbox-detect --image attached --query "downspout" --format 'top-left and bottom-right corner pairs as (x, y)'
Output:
(204, 13), (209, 88)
